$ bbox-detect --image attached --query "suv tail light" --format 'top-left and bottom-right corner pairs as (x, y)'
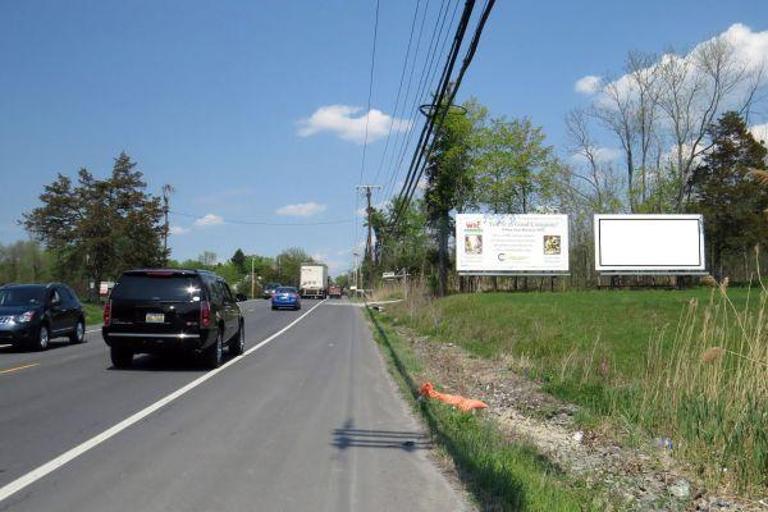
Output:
(103, 300), (112, 327)
(200, 300), (211, 328)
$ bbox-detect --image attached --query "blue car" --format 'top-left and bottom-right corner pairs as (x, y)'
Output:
(271, 287), (301, 311)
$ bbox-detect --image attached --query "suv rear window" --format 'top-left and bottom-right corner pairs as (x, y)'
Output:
(111, 275), (203, 302)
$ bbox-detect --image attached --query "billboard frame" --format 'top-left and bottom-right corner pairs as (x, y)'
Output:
(594, 214), (706, 275)
(455, 213), (571, 276)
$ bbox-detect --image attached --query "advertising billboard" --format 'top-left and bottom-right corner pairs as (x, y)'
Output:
(594, 214), (706, 273)
(455, 214), (569, 274)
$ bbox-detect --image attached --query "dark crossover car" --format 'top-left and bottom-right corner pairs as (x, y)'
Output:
(102, 269), (245, 369)
(262, 282), (281, 299)
(271, 286), (301, 310)
(0, 283), (86, 351)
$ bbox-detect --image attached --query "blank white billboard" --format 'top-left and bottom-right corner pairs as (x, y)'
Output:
(594, 214), (705, 272)
(456, 214), (569, 274)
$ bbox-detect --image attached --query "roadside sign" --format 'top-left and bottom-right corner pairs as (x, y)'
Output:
(99, 281), (115, 296)
(382, 272), (396, 279)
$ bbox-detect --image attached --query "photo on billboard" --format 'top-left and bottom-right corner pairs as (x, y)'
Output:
(455, 214), (569, 274)
(594, 214), (706, 273)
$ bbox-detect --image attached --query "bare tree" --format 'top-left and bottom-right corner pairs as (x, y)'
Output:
(657, 37), (763, 210)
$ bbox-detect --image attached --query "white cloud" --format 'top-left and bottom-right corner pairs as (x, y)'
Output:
(751, 122), (768, 144)
(275, 201), (327, 217)
(595, 23), (768, 108)
(170, 225), (190, 235)
(570, 146), (623, 165)
(193, 213), (224, 227)
(297, 105), (411, 144)
(574, 75), (603, 95)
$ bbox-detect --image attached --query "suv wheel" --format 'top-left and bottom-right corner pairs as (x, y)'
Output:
(34, 324), (50, 351)
(110, 347), (133, 368)
(69, 319), (85, 344)
(230, 322), (245, 356)
(203, 330), (223, 369)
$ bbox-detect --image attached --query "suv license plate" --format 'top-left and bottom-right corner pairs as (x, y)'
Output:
(145, 313), (165, 323)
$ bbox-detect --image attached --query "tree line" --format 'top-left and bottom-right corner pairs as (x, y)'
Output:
(7, 152), (328, 299)
(368, 37), (768, 293)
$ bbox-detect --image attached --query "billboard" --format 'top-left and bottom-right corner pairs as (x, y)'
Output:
(455, 214), (569, 274)
(594, 214), (705, 273)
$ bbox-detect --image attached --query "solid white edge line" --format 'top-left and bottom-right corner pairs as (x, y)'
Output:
(0, 299), (327, 504)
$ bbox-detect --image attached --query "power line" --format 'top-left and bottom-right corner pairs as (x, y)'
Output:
(390, 0), (476, 227)
(370, 0), (422, 187)
(383, 0), (458, 202)
(354, 0), (382, 262)
(358, 0), (381, 185)
(170, 211), (353, 226)
(390, 0), (496, 230)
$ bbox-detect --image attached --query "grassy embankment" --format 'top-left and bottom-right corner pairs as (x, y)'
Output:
(384, 285), (768, 494)
(83, 303), (103, 325)
(368, 308), (604, 511)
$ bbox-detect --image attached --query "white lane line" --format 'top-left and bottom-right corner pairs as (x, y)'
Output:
(0, 299), (327, 504)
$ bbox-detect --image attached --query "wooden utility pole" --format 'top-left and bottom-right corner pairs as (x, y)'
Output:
(356, 184), (381, 289)
(161, 184), (174, 265)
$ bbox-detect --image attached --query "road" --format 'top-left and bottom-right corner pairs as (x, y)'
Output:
(0, 299), (468, 511)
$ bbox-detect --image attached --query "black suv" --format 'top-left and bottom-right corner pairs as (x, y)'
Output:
(0, 283), (86, 351)
(102, 269), (245, 369)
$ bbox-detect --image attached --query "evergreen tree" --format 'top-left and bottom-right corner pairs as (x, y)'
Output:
(689, 112), (768, 279)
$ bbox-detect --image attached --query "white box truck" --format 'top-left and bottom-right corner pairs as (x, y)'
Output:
(300, 264), (328, 299)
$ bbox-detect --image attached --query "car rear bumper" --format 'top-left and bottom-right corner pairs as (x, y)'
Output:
(271, 301), (299, 308)
(102, 328), (212, 353)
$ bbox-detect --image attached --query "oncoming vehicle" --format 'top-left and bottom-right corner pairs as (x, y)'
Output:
(262, 282), (281, 299)
(271, 286), (301, 311)
(102, 269), (245, 369)
(0, 283), (86, 351)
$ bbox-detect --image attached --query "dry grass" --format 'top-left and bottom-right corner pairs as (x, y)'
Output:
(632, 284), (768, 492)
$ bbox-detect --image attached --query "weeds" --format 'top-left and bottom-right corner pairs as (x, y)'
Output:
(386, 282), (767, 493)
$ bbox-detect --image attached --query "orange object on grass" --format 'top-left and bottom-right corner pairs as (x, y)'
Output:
(419, 382), (488, 412)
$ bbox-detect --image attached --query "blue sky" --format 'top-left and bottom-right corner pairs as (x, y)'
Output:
(1, 0), (766, 275)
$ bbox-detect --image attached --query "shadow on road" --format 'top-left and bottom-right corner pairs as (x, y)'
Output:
(332, 424), (432, 452)
(108, 352), (231, 373)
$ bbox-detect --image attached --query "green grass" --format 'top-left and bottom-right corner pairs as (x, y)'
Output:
(368, 308), (605, 511)
(390, 288), (752, 413)
(388, 286), (768, 493)
(82, 302), (104, 326)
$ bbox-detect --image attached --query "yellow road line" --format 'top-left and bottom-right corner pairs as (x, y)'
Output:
(0, 363), (39, 375)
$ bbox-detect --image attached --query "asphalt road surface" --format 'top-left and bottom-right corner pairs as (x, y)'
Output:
(0, 299), (468, 511)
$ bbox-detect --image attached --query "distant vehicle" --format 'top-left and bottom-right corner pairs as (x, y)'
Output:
(0, 283), (85, 351)
(262, 282), (281, 299)
(102, 269), (245, 369)
(328, 284), (342, 298)
(271, 286), (301, 311)
(300, 265), (328, 299)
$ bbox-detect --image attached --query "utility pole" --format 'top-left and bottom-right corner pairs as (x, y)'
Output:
(251, 256), (256, 299)
(161, 184), (174, 265)
(356, 184), (381, 289)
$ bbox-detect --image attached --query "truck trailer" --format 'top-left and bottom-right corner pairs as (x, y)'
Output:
(299, 264), (328, 299)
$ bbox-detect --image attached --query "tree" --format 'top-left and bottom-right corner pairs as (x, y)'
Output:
(689, 112), (768, 279)
(23, 152), (166, 295)
(424, 98), (485, 296)
(472, 116), (558, 214)
(198, 251), (218, 267)
(230, 248), (247, 274)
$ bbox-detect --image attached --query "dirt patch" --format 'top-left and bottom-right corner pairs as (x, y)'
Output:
(389, 324), (759, 511)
